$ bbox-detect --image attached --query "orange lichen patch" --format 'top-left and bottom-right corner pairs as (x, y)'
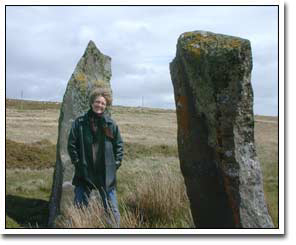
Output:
(177, 95), (191, 138)
(216, 126), (223, 149)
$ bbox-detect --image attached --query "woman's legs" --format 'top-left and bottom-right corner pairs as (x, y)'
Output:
(74, 185), (120, 227)
(74, 185), (91, 208)
(98, 188), (120, 228)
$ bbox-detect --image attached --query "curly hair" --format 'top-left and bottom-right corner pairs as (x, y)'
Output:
(89, 87), (112, 107)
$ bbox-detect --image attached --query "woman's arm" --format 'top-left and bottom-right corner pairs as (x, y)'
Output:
(112, 123), (124, 169)
(67, 121), (80, 168)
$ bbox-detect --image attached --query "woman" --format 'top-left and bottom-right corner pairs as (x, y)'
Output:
(67, 88), (123, 227)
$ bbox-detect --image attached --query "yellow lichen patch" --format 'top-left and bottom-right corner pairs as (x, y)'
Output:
(75, 72), (87, 83)
(74, 72), (88, 91)
(195, 33), (217, 44)
(217, 38), (243, 50)
(181, 32), (218, 57)
(94, 79), (107, 88)
(181, 32), (243, 54)
(181, 32), (195, 39)
(183, 40), (202, 57)
(187, 44), (201, 57)
(229, 39), (242, 49)
(181, 32), (216, 44)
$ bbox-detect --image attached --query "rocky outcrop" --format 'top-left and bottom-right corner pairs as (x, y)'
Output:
(48, 40), (112, 227)
(170, 31), (273, 228)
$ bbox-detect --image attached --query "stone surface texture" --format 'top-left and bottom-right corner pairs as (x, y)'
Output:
(48, 41), (112, 227)
(170, 31), (274, 228)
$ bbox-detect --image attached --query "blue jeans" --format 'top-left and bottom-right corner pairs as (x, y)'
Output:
(74, 185), (120, 228)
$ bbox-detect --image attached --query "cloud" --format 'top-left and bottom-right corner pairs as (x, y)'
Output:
(5, 5), (278, 115)
(113, 20), (150, 32)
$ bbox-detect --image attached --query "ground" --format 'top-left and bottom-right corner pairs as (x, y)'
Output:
(5, 99), (279, 228)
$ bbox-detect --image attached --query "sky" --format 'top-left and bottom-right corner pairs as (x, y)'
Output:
(5, 5), (278, 115)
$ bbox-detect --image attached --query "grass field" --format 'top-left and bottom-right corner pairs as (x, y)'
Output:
(5, 99), (279, 228)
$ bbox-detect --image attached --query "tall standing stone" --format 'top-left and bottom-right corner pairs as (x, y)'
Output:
(170, 31), (274, 228)
(48, 40), (112, 227)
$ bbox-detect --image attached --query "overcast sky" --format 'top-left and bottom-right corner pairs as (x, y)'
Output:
(6, 6), (278, 115)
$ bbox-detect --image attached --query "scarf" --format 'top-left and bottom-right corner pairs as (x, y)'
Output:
(89, 110), (104, 136)
(89, 110), (114, 139)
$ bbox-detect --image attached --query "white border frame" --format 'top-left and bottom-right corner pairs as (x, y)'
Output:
(0, 0), (284, 235)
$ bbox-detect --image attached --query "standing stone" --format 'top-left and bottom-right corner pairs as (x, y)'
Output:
(48, 40), (112, 227)
(170, 31), (274, 228)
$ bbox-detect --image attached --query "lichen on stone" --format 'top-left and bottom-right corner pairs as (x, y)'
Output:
(170, 30), (274, 228)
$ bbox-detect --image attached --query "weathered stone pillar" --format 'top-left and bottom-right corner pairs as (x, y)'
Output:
(48, 41), (112, 227)
(170, 31), (273, 228)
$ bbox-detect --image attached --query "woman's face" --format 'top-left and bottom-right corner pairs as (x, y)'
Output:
(91, 96), (107, 114)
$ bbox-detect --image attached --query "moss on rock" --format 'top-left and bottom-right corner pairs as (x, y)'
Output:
(170, 30), (273, 228)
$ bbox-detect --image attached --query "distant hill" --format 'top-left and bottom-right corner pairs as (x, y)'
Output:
(5, 98), (175, 113)
(6, 98), (61, 110)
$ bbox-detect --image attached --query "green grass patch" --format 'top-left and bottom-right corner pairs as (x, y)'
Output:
(256, 143), (279, 228)
(124, 142), (178, 160)
(6, 168), (54, 228)
(5, 215), (21, 228)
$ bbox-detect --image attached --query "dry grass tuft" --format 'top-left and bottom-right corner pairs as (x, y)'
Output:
(126, 165), (193, 227)
(56, 164), (194, 228)
(56, 199), (111, 228)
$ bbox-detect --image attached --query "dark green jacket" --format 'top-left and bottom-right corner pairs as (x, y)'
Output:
(67, 110), (123, 192)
